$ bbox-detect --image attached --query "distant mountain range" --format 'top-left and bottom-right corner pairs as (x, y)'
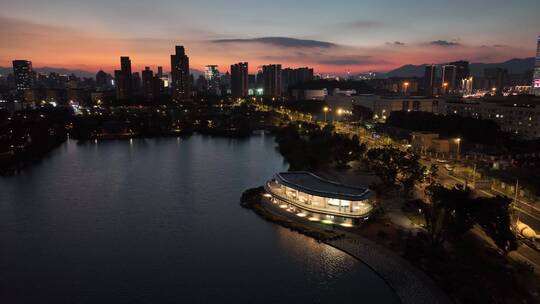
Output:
(0, 66), (96, 78)
(384, 58), (535, 78)
(0, 58), (534, 79)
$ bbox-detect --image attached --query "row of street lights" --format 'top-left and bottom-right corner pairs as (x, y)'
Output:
(322, 106), (345, 123)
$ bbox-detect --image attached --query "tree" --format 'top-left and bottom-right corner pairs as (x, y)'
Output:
(425, 184), (475, 247)
(331, 134), (366, 169)
(366, 146), (426, 194)
(396, 152), (426, 196)
(423, 184), (517, 253)
(275, 122), (366, 170)
(473, 196), (517, 253)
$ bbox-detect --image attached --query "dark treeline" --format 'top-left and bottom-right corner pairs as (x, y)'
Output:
(386, 111), (503, 145)
(275, 122), (365, 170)
(1, 101), (290, 173)
(0, 107), (71, 173)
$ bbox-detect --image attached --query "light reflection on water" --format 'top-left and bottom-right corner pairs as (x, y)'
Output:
(0, 136), (399, 303)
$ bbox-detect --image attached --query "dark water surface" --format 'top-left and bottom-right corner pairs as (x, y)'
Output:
(0, 135), (399, 303)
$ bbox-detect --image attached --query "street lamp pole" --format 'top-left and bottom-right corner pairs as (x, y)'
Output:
(455, 138), (461, 160)
(323, 106), (329, 123)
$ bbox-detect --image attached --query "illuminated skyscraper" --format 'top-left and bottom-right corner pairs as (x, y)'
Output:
(12, 60), (33, 95)
(262, 64), (282, 98)
(204, 65), (221, 95)
(170, 46), (191, 102)
(533, 35), (540, 96)
(231, 62), (248, 98)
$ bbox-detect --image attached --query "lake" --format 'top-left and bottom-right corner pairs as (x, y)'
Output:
(0, 135), (399, 303)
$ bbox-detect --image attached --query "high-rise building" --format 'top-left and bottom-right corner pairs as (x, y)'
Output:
(484, 68), (508, 93)
(248, 74), (256, 90)
(157, 66), (163, 78)
(441, 65), (457, 92)
(142, 67), (154, 102)
(12, 60), (33, 96)
(115, 56), (133, 101)
(96, 70), (109, 89)
(204, 65), (221, 95)
(295, 67), (314, 84)
(255, 70), (263, 86)
(262, 64), (282, 98)
(231, 62), (249, 98)
(170, 45), (191, 102)
(533, 34), (540, 96)
(423, 65), (437, 95)
(282, 67), (314, 92)
(449, 60), (470, 90)
(132, 72), (141, 94)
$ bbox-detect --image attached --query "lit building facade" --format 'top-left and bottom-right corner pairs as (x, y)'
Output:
(441, 96), (540, 139)
(171, 46), (191, 102)
(262, 64), (282, 98)
(533, 35), (540, 96)
(204, 65), (221, 95)
(12, 60), (33, 98)
(264, 172), (375, 226)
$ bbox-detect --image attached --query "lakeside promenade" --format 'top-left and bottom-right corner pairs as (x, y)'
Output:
(259, 196), (452, 304)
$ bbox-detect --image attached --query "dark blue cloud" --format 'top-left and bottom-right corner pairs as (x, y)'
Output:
(429, 40), (461, 47)
(211, 37), (336, 48)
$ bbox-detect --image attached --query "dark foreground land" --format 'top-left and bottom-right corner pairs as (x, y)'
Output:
(241, 187), (540, 304)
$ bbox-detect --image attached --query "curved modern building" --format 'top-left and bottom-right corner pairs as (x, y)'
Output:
(264, 172), (376, 227)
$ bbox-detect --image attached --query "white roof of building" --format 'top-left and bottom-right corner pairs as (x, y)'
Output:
(274, 172), (373, 201)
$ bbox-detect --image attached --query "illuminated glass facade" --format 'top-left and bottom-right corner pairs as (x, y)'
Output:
(533, 35), (540, 96)
(264, 172), (375, 226)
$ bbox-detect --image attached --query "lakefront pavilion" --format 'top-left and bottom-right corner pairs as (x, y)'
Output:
(264, 172), (375, 227)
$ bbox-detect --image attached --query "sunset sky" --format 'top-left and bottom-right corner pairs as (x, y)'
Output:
(1, 0), (539, 74)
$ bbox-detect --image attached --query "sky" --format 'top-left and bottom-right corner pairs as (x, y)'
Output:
(1, 0), (539, 74)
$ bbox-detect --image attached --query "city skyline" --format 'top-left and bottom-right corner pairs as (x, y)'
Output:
(1, 0), (539, 74)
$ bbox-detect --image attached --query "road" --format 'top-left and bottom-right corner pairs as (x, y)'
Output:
(423, 159), (540, 232)
(257, 103), (540, 236)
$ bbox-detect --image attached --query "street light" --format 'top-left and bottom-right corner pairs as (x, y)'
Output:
(323, 106), (329, 123)
(403, 82), (409, 94)
(442, 82), (449, 94)
(455, 137), (461, 160)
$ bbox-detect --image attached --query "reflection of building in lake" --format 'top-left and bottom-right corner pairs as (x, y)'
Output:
(274, 226), (355, 276)
(265, 172), (376, 227)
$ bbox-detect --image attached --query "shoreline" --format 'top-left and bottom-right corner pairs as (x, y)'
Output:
(241, 187), (452, 304)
